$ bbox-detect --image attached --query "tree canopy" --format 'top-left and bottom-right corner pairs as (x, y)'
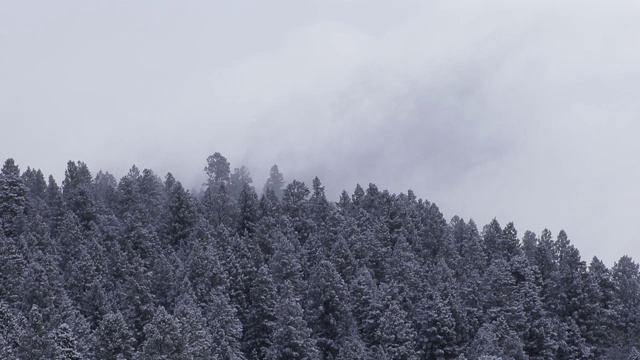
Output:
(0, 155), (638, 359)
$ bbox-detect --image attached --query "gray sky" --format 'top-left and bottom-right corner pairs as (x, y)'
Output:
(2, 0), (640, 266)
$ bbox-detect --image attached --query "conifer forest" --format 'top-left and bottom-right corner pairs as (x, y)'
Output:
(1, 153), (639, 360)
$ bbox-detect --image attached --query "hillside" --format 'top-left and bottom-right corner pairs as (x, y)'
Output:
(0, 154), (638, 359)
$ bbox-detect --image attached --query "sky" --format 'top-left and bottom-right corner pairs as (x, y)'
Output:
(2, 0), (640, 266)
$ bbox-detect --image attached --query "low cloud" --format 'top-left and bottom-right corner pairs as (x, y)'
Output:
(1, 0), (640, 264)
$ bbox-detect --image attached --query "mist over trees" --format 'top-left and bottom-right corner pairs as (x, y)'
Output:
(0, 154), (639, 359)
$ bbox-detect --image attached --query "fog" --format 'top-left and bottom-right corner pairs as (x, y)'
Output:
(2, 0), (640, 265)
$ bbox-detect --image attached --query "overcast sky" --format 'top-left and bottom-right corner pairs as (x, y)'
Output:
(2, 0), (640, 266)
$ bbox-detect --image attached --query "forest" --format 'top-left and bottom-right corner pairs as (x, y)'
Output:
(0, 153), (639, 359)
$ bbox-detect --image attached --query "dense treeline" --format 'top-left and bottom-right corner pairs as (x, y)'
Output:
(0, 154), (639, 359)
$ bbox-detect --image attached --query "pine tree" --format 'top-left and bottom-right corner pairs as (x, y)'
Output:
(337, 190), (352, 215)
(374, 297), (418, 360)
(482, 219), (503, 264)
(500, 222), (522, 261)
(174, 283), (214, 359)
(0, 158), (29, 238)
(92, 312), (135, 360)
(415, 290), (458, 360)
(481, 258), (527, 334)
(52, 323), (84, 360)
(18, 304), (56, 359)
(46, 174), (66, 238)
(21, 167), (47, 213)
(18, 250), (63, 313)
(521, 230), (538, 263)
(263, 165), (285, 199)
(266, 282), (319, 360)
(351, 184), (365, 207)
(137, 306), (185, 359)
(259, 188), (281, 219)
(384, 235), (423, 309)
(270, 231), (304, 289)
(413, 199), (448, 264)
(305, 260), (355, 358)
(229, 165), (254, 199)
(62, 161), (96, 229)
(121, 271), (155, 345)
(202, 183), (238, 229)
(350, 268), (380, 343)
(205, 152), (231, 189)
(0, 230), (26, 304)
(329, 235), (358, 283)
(611, 256), (640, 351)
(309, 176), (331, 225)
(0, 302), (20, 357)
(51, 295), (93, 358)
(466, 316), (527, 360)
(582, 257), (615, 355)
(243, 265), (278, 359)
(222, 233), (257, 329)
(164, 180), (197, 247)
(93, 170), (118, 210)
(206, 286), (246, 360)
(184, 223), (228, 304)
(238, 182), (259, 235)
(282, 180), (311, 243)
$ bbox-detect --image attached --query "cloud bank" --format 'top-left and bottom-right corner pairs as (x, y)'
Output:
(1, 0), (640, 264)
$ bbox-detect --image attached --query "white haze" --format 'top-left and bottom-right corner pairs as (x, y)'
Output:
(1, 0), (640, 265)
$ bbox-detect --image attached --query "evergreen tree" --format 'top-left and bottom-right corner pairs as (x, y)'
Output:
(384, 235), (423, 309)
(270, 231), (304, 289)
(184, 223), (228, 304)
(92, 312), (135, 360)
(205, 152), (231, 189)
(259, 188), (281, 219)
(349, 266), (380, 342)
(238, 182), (260, 235)
(266, 282), (319, 360)
(21, 167), (47, 213)
(282, 180), (311, 243)
(0, 301), (20, 357)
(374, 298), (418, 360)
(18, 305), (56, 359)
(611, 256), (640, 351)
(305, 260), (355, 358)
(62, 161), (96, 228)
(52, 323), (84, 360)
(466, 316), (527, 360)
(229, 165), (254, 199)
(137, 306), (185, 359)
(0, 230), (27, 304)
(415, 290), (458, 360)
(164, 180), (197, 247)
(243, 265), (278, 359)
(202, 183), (238, 229)
(351, 184), (365, 207)
(329, 235), (358, 283)
(18, 251), (62, 313)
(0, 158), (29, 238)
(583, 257), (616, 355)
(309, 176), (331, 224)
(263, 164), (285, 199)
(521, 230), (538, 264)
(46, 174), (66, 238)
(206, 286), (246, 360)
(93, 170), (118, 210)
(174, 283), (214, 359)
